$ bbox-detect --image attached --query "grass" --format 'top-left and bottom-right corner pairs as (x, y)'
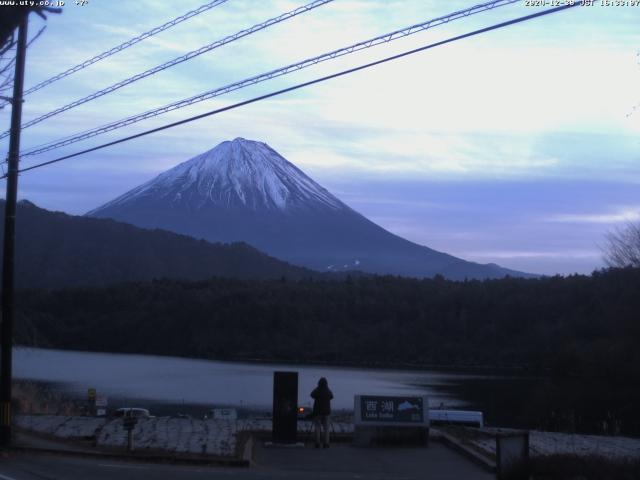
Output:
(13, 380), (83, 416)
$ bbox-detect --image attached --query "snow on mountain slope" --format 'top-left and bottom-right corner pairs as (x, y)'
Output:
(88, 138), (534, 280)
(89, 138), (344, 214)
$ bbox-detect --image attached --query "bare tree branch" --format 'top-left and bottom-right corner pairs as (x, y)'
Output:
(27, 26), (46, 49)
(0, 34), (15, 57)
(0, 25), (47, 103)
(603, 221), (640, 268)
(0, 55), (16, 76)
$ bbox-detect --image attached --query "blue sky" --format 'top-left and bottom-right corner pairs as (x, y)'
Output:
(1, 0), (639, 275)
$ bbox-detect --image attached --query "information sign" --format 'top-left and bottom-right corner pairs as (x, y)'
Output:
(354, 395), (429, 427)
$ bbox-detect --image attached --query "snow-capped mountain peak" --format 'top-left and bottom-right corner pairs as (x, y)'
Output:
(88, 137), (533, 280)
(94, 138), (345, 213)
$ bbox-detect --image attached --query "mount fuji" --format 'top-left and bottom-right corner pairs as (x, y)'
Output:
(88, 138), (531, 280)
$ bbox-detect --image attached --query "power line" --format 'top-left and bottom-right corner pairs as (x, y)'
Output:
(0, 0), (335, 140)
(0, 0), (230, 109)
(19, 0), (520, 158)
(8, 3), (579, 179)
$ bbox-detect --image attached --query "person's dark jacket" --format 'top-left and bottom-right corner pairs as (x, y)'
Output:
(311, 381), (333, 416)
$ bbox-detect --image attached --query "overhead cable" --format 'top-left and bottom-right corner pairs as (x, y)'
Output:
(0, 0), (230, 109)
(20, 0), (520, 157)
(10, 3), (580, 178)
(0, 0), (334, 139)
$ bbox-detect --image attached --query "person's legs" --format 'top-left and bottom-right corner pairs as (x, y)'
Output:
(321, 415), (330, 447)
(313, 417), (321, 447)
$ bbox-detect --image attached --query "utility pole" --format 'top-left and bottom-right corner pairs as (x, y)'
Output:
(0, 14), (28, 447)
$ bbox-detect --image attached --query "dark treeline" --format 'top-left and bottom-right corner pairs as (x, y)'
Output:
(14, 267), (640, 434)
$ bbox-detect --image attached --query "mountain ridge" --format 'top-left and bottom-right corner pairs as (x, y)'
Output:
(88, 138), (534, 280)
(87, 138), (345, 214)
(1, 199), (314, 289)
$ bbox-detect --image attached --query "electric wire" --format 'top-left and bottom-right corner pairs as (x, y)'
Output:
(0, 0), (230, 109)
(0, 0), (335, 140)
(6, 3), (579, 179)
(18, 0), (520, 158)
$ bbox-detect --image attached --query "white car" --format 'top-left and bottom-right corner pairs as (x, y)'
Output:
(114, 407), (153, 418)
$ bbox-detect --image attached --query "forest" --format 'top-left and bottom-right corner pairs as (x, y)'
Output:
(14, 267), (640, 434)
(15, 267), (640, 374)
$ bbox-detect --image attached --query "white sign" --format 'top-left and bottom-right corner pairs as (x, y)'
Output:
(96, 408), (106, 417)
(95, 396), (108, 407)
(429, 410), (483, 427)
(213, 408), (237, 420)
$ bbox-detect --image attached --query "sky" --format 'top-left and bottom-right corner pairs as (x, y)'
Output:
(0, 0), (638, 275)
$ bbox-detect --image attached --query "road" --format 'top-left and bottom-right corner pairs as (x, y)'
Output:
(0, 442), (494, 479)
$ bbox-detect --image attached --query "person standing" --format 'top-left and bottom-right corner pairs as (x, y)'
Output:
(311, 377), (333, 448)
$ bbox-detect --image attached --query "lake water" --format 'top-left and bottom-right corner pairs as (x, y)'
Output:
(14, 347), (494, 411)
(15, 348), (640, 436)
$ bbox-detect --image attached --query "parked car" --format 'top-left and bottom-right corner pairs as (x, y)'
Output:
(204, 408), (238, 420)
(113, 407), (153, 418)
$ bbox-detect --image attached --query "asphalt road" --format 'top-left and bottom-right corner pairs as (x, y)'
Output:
(0, 442), (494, 480)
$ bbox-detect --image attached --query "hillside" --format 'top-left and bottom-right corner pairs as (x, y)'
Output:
(88, 138), (533, 280)
(1, 199), (312, 288)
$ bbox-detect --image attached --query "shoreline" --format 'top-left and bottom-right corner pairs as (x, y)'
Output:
(15, 344), (545, 377)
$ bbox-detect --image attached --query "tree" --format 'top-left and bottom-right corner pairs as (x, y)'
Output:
(0, 6), (59, 49)
(0, 6), (59, 109)
(0, 31), (16, 101)
(603, 221), (640, 268)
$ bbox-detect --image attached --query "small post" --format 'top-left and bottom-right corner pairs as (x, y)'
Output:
(127, 428), (134, 452)
(123, 412), (137, 452)
(496, 430), (530, 480)
(0, 14), (29, 448)
(87, 388), (96, 416)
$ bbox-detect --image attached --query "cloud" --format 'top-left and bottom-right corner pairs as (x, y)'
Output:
(545, 206), (640, 224)
(463, 250), (600, 260)
(3, 0), (638, 279)
(8, 0), (637, 183)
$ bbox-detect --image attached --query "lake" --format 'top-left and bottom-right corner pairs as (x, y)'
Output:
(14, 348), (639, 435)
(14, 347), (494, 412)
